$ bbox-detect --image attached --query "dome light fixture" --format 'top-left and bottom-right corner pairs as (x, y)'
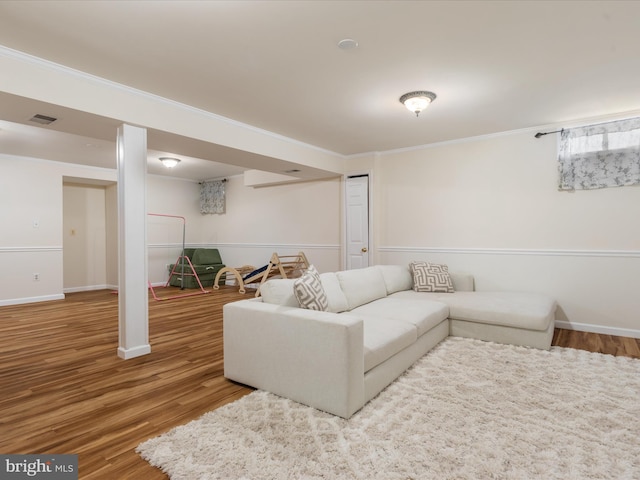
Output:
(159, 157), (181, 168)
(399, 91), (437, 117)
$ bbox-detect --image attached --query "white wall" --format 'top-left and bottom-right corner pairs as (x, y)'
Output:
(105, 184), (118, 287)
(373, 130), (640, 337)
(0, 154), (116, 305)
(0, 153), (341, 302)
(146, 174), (343, 285)
(200, 175), (342, 273)
(4, 125), (639, 339)
(146, 175), (203, 285)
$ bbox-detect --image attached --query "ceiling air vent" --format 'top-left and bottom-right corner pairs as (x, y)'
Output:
(29, 114), (58, 125)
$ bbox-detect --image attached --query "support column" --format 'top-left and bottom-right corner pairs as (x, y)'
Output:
(116, 124), (150, 359)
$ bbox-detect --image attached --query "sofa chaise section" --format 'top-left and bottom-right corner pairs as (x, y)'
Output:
(390, 290), (556, 350)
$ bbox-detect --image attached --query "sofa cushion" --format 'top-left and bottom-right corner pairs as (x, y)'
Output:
(319, 272), (349, 313)
(350, 297), (449, 337)
(358, 316), (417, 372)
(449, 272), (475, 292)
(410, 261), (454, 293)
(441, 292), (556, 331)
(192, 248), (223, 265)
(259, 270), (385, 313)
(294, 265), (329, 311)
(376, 265), (413, 294)
(392, 290), (556, 332)
(336, 267), (388, 310)
(260, 279), (299, 307)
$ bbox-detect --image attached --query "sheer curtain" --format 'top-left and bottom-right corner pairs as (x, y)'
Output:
(200, 180), (225, 214)
(558, 117), (640, 190)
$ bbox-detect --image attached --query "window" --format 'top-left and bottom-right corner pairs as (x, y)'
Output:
(558, 117), (640, 190)
(200, 180), (226, 214)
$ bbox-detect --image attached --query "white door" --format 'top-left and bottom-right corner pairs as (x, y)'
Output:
(345, 175), (369, 269)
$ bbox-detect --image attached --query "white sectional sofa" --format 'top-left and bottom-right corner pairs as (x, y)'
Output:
(223, 264), (556, 419)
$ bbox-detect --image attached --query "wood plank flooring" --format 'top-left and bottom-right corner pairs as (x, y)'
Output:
(0, 287), (638, 479)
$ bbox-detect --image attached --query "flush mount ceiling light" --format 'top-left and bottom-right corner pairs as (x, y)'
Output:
(399, 91), (437, 117)
(159, 157), (181, 168)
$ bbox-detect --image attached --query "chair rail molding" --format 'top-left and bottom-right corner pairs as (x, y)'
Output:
(379, 246), (640, 258)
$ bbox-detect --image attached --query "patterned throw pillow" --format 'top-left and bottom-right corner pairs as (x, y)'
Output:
(409, 261), (455, 293)
(294, 265), (329, 311)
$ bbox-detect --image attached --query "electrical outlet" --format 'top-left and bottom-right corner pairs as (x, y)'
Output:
(33, 273), (40, 281)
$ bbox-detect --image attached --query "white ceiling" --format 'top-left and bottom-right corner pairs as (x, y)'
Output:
(1, 1), (640, 179)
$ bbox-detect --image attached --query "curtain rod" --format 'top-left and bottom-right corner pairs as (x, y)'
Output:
(198, 178), (227, 184)
(534, 128), (564, 139)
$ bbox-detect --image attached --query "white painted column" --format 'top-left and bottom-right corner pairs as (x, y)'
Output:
(116, 124), (150, 359)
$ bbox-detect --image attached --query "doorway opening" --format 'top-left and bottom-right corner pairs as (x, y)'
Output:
(62, 178), (117, 293)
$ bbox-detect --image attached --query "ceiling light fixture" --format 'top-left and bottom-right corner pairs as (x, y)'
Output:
(399, 91), (437, 117)
(159, 157), (181, 168)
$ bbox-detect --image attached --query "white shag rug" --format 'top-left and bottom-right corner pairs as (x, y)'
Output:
(137, 337), (640, 479)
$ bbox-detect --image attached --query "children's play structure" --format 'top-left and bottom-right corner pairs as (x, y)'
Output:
(145, 213), (309, 300)
(148, 213), (218, 301)
(214, 251), (309, 296)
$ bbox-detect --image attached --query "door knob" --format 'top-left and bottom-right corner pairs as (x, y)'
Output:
(361, 247), (368, 253)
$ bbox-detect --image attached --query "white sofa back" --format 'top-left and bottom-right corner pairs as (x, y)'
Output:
(335, 267), (387, 310)
(259, 264), (475, 311)
(376, 264), (414, 294)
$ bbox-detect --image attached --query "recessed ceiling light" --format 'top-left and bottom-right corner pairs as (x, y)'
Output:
(338, 38), (358, 50)
(159, 157), (181, 168)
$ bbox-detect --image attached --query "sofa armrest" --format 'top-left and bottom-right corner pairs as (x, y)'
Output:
(223, 300), (365, 418)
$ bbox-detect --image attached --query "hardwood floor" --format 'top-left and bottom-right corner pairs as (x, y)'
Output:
(553, 327), (640, 358)
(0, 287), (253, 479)
(1, 288), (638, 479)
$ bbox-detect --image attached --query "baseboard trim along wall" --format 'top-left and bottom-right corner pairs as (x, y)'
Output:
(554, 320), (640, 340)
(63, 284), (110, 294)
(0, 294), (65, 307)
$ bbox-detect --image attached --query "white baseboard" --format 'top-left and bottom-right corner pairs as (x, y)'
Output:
(117, 344), (151, 359)
(555, 320), (640, 340)
(0, 294), (65, 307)
(63, 284), (109, 294)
